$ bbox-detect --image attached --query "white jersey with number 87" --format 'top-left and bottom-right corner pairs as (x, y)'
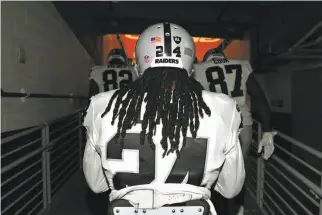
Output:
(193, 57), (253, 125)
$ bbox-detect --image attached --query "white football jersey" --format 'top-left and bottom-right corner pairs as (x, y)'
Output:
(89, 64), (138, 92)
(193, 57), (253, 125)
(83, 90), (245, 211)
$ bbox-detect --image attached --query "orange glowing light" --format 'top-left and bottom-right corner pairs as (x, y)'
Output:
(102, 34), (248, 64)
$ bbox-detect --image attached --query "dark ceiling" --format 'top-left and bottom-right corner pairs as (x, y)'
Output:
(54, 1), (284, 39)
(53, 1), (322, 70)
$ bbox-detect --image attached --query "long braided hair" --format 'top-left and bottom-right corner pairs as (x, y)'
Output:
(101, 67), (211, 157)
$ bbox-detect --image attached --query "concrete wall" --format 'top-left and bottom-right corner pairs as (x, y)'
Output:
(255, 60), (322, 115)
(255, 70), (292, 114)
(1, 2), (93, 132)
(292, 66), (322, 152)
(256, 62), (322, 153)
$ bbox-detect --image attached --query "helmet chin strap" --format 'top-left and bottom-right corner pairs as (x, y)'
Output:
(134, 64), (141, 77)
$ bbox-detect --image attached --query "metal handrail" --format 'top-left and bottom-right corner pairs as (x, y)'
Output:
(1, 143), (51, 174)
(1, 125), (44, 145)
(15, 190), (43, 214)
(1, 160), (41, 187)
(265, 169), (314, 215)
(275, 130), (322, 159)
(247, 120), (322, 215)
(51, 137), (78, 164)
(1, 168), (42, 200)
(47, 108), (85, 125)
(0, 124), (81, 174)
(263, 190), (286, 215)
(272, 155), (322, 198)
(2, 137), (42, 159)
(299, 37), (322, 49)
(1, 89), (88, 100)
(2, 181), (43, 214)
(1, 108), (86, 215)
(288, 21), (322, 52)
(274, 143), (321, 176)
(51, 161), (79, 194)
(1, 109), (85, 145)
(264, 180), (298, 214)
(50, 119), (79, 136)
(2, 110), (321, 214)
(267, 162), (319, 207)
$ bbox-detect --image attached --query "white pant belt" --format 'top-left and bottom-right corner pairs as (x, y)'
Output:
(109, 184), (217, 215)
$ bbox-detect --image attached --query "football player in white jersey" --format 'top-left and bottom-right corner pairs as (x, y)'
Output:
(88, 49), (138, 97)
(193, 48), (276, 215)
(83, 23), (245, 215)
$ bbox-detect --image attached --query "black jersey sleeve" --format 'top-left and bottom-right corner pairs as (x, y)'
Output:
(246, 73), (272, 132)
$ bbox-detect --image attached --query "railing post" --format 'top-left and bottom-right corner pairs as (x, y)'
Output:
(42, 125), (51, 211)
(256, 122), (265, 209)
(78, 111), (83, 169)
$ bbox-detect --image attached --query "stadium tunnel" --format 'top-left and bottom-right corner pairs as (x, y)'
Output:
(1, 1), (322, 215)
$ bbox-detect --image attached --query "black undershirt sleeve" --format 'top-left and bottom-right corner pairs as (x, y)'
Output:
(246, 73), (272, 132)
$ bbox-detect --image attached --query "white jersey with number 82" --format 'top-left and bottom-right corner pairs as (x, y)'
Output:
(193, 57), (253, 125)
(89, 64), (138, 92)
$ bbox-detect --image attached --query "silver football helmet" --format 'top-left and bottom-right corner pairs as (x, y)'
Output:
(203, 48), (226, 62)
(135, 22), (196, 77)
(107, 49), (127, 65)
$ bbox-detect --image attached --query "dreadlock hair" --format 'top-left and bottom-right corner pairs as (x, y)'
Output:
(101, 67), (211, 158)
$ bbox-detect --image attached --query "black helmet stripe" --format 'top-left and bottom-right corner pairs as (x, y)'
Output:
(163, 22), (172, 57)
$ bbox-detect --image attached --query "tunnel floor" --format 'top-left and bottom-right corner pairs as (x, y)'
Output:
(42, 170), (263, 215)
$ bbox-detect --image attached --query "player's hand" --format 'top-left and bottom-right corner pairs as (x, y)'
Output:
(258, 131), (277, 160)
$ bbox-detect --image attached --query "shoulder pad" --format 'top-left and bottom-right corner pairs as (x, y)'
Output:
(91, 65), (102, 70)
(91, 90), (116, 101)
(205, 91), (234, 103)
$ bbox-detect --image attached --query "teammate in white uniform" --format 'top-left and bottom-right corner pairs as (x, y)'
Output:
(83, 23), (245, 215)
(193, 48), (276, 215)
(88, 49), (138, 97)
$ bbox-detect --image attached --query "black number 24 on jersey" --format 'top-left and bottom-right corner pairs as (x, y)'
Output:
(105, 133), (208, 190)
(206, 64), (243, 98)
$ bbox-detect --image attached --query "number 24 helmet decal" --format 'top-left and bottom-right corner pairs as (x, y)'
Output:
(135, 22), (196, 77)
